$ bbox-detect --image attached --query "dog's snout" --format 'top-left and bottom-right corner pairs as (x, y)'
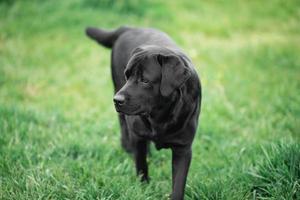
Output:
(113, 94), (125, 106)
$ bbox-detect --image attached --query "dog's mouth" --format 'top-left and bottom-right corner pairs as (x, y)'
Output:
(115, 104), (145, 115)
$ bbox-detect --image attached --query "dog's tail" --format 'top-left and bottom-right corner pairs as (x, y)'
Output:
(85, 26), (131, 48)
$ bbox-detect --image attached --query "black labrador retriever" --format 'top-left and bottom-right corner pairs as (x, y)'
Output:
(86, 26), (201, 200)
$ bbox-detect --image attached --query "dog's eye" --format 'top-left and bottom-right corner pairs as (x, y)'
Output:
(141, 77), (149, 84)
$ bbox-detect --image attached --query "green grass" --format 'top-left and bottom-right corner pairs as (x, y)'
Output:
(0, 0), (299, 199)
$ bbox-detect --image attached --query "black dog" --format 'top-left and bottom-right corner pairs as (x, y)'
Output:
(86, 26), (201, 200)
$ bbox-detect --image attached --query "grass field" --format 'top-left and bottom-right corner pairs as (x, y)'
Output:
(0, 0), (300, 199)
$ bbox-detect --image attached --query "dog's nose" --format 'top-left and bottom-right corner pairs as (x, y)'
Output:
(113, 94), (125, 106)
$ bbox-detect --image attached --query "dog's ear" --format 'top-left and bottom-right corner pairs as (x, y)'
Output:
(158, 54), (191, 97)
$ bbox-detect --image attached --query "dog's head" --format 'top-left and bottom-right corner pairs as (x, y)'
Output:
(113, 45), (192, 115)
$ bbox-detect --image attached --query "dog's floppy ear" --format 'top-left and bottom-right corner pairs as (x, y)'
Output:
(158, 54), (191, 97)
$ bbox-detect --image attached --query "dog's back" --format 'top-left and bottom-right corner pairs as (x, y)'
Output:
(86, 27), (179, 91)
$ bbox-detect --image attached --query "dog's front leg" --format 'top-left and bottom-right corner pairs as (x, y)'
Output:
(171, 147), (192, 200)
(133, 140), (149, 182)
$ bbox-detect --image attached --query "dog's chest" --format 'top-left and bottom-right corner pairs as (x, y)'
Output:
(126, 115), (155, 139)
(125, 115), (180, 149)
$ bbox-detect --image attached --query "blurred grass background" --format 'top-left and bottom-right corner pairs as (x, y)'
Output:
(0, 0), (299, 199)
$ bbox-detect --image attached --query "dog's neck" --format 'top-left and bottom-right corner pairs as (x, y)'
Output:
(147, 88), (192, 133)
(150, 90), (179, 119)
